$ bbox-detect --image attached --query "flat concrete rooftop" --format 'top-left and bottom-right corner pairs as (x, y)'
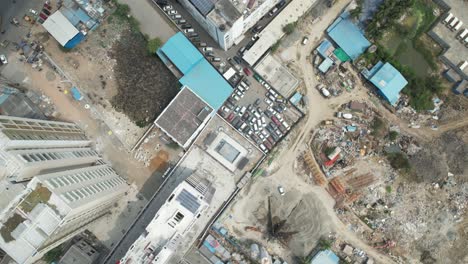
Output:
(155, 87), (213, 148)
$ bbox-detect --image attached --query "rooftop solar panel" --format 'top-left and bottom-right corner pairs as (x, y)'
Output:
(176, 188), (201, 214)
(189, 0), (215, 16)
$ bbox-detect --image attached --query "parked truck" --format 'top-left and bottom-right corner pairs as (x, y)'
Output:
(453, 21), (463, 31)
(458, 28), (468, 40)
(443, 13), (454, 24)
(449, 17), (459, 28)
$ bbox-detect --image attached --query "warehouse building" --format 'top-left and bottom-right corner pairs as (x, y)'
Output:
(156, 33), (234, 148)
(362, 61), (408, 105)
(42, 0), (104, 49)
(326, 12), (371, 61)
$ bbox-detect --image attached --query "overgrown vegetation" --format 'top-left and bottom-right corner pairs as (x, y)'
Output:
(110, 0), (140, 31)
(385, 152), (411, 171)
(19, 184), (52, 213)
(147, 38), (162, 55)
(388, 131), (399, 141)
(0, 213), (26, 242)
(362, 0), (443, 110)
(371, 116), (386, 137)
(324, 146), (336, 156)
(282, 22), (297, 35)
(43, 246), (63, 263)
(366, 0), (415, 40)
(349, 0), (363, 18)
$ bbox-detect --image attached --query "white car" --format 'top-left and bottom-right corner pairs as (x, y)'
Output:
(278, 186), (285, 195)
(221, 106), (230, 112)
(163, 5), (173, 11)
(0, 54), (7, 65)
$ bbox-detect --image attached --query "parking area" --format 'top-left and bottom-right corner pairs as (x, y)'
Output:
(218, 74), (302, 153)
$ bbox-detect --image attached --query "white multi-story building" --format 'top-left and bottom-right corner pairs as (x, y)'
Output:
(0, 116), (101, 182)
(179, 0), (282, 50)
(0, 164), (128, 264)
(119, 175), (212, 264)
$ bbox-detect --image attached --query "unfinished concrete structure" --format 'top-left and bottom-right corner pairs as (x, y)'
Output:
(0, 165), (128, 264)
(0, 116), (100, 182)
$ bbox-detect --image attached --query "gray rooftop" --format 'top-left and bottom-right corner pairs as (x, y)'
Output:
(155, 88), (213, 148)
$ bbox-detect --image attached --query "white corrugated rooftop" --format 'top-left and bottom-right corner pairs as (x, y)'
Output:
(42, 10), (79, 46)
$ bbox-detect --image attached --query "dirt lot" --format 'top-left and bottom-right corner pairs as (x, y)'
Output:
(40, 13), (178, 148)
(221, 173), (333, 262)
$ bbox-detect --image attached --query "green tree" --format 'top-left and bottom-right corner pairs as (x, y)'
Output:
(147, 38), (163, 54)
(282, 22), (296, 35)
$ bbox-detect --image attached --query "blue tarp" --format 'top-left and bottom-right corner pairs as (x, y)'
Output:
(327, 12), (371, 60)
(71, 87), (83, 100)
(158, 33), (233, 110)
(363, 61), (408, 105)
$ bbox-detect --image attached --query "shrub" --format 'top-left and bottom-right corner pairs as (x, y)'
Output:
(282, 22), (296, 35)
(386, 152), (411, 171)
(388, 131), (399, 141)
(147, 38), (163, 54)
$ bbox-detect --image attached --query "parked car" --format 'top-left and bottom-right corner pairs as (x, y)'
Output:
(172, 14), (182, 19)
(243, 67), (252, 76)
(278, 186), (285, 195)
(163, 5), (173, 11)
(211, 57), (221, 62)
(321, 88), (331, 97)
(233, 56), (242, 64)
(184, 28), (194, 33)
(268, 7), (278, 17)
(0, 54), (8, 65)
(202, 47), (213, 52)
(168, 10), (177, 15)
(181, 24), (192, 29)
(302, 36), (309, 45)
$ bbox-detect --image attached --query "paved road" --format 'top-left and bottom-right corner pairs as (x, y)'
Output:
(120, 0), (176, 42)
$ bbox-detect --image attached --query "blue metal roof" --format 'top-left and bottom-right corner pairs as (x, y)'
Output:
(310, 250), (340, 264)
(159, 32), (204, 74)
(316, 39), (333, 58)
(318, 57), (334, 73)
(327, 12), (371, 60)
(365, 62), (408, 105)
(158, 33), (233, 109)
(289, 92), (303, 105)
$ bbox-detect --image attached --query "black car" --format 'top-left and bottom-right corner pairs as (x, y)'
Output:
(181, 24), (192, 29)
(254, 98), (261, 106)
(233, 56), (242, 64)
(276, 0), (286, 8)
(252, 25), (263, 33)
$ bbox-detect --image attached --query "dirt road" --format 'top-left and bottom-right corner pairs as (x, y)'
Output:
(266, 1), (397, 263)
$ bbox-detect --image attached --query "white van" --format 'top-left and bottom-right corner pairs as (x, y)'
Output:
(184, 28), (194, 33)
(203, 47), (213, 52)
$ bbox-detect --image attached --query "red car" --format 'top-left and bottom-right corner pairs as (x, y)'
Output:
(243, 67), (252, 76)
(227, 113), (235, 122)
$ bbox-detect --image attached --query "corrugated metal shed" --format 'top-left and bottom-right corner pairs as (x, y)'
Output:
(327, 12), (370, 60)
(318, 57), (334, 73)
(364, 62), (408, 105)
(159, 32), (204, 74)
(310, 250), (340, 264)
(158, 33), (233, 110)
(42, 11), (79, 46)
